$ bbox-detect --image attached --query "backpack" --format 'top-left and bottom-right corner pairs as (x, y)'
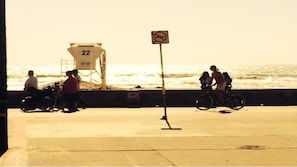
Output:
(223, 72), (232, 91)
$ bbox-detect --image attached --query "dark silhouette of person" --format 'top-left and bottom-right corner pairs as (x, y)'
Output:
(209, 65), (226, 104)
(223, 72), (232, 93)
(72, 69), (86, 109)
(61, 70), (78, 112)
(199, 71), (212, 91)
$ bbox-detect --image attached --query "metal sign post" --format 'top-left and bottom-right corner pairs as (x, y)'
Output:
(151, 31), (181, 130)
(158, 43), (171, 128)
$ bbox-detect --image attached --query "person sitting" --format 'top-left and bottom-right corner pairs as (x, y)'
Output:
(24, 70), (38, 96)
(199, 71), (212, 91)
(223, 72), (232, 93)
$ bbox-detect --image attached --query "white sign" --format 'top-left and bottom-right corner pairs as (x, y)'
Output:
(151, 31), (169, 44)
(67, 43), (104, 70)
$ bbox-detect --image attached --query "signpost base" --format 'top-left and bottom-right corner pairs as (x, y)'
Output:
(160, 115), (182, 130)
(161, 128), (182, 130)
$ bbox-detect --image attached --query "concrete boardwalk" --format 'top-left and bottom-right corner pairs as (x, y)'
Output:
(1, 106), (297, 166)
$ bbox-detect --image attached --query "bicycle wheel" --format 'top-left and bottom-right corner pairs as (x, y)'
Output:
(227, 94), (245, 110)
(195, 95), (213, 110)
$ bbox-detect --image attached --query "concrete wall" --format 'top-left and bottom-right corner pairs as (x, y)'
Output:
(8, 89), (297, 108)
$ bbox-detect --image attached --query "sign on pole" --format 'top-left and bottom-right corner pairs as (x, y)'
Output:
(151, 31), (169, 44)
(152, 30), (181, 130)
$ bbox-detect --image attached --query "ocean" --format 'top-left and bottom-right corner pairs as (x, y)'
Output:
(7, 64), (297, 90)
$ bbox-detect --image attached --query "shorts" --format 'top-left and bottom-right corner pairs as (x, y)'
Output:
(216, 82), (227, 91)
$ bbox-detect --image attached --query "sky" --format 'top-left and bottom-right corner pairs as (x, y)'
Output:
(6, 0), (297, 66)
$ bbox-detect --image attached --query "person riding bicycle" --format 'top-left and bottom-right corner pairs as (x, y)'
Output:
(209, 65), (226, 105)
(199, 71), (212, 91)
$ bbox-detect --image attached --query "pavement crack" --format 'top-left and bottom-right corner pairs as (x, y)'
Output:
(27, 146), (297, 152)
(142, 142), (177, 166)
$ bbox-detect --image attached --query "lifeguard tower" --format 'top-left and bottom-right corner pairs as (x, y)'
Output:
(66, 43), (107, 89)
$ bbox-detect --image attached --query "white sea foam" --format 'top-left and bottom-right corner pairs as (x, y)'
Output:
(6, 64), (297, 90)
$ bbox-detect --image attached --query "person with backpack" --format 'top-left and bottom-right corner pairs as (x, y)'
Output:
(223, 72), (232, 92)
(199, 71), (212, 91)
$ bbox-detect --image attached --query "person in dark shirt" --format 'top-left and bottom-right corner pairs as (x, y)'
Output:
(73, 69), (86, 109)
(223, 72), (232, 93)
(199, 71), (212, 91)
(62, 70), (78, 112)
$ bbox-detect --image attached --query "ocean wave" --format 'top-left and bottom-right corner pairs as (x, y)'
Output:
(164, 73), (196, 78)
(149, 73), (295, 81)
(6, 64), (297, 90)
(7, 74), (61, 78)
(36, 74), (62, 78)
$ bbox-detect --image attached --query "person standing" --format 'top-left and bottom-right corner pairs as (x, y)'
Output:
(209, 65), (226, 104)
(61, 70), (78, 112)
(72, 69), (86, 109)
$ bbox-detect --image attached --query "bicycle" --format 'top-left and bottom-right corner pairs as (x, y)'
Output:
(195, 86), (245, 110)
